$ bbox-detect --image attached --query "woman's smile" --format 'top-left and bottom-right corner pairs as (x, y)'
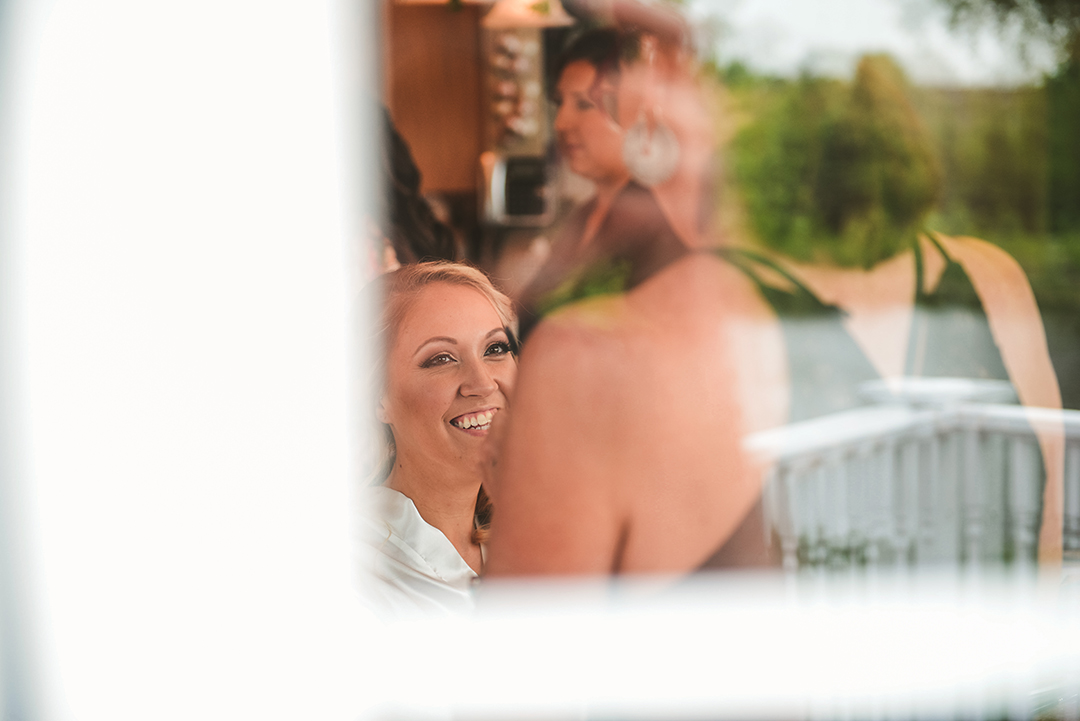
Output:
(449, 407), (500, 433)
(380, 281), (517, 471)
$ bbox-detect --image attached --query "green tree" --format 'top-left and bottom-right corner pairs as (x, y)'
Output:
(934, 0), (1080, 70)
(731, 74), (845, 262)
(732, 55), (941, 268)
(816, 55), (941, 265)
(933, 0), (1080, 233)
(1047, 52), (1080, 231)
(936, 0), (1080, 43)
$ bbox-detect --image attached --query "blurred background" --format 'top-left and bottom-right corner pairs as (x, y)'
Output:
(0, 1), (1077, 719)
(379, 0), (1080, 578)
(698, 0), (1080, 409)
(382, 0), (1080, 407)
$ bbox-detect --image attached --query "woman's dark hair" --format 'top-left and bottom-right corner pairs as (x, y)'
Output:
(379, 107), (457, 264)
(550, 27), (640, 104)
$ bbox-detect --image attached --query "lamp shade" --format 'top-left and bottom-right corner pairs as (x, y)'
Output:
(482, 0), (575, 28)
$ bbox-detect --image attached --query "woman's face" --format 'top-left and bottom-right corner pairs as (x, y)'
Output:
(379, 282), (517, 472)
(553, 60), (628, 185)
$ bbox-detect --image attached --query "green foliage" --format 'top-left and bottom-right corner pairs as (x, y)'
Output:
(927, 0), (1080, 235)
(726, 49), (1080, 284)
(936, 0), (1080, 38)
(916, 86), (1049, 236)
(818, 56), (942, 262)
(1047, 55), (1080, 231)
(717, 60), (752, 87)
(731, 55), (941, 268)
(723, 48), (1080, 405)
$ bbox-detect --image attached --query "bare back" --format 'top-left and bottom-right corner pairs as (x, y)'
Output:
(485, 253), (762, 576)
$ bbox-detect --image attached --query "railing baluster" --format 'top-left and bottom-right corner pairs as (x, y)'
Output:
(827, 451), (849, 568)
(981, 430), (1008, 563)
(751, 402), (1080, 574)
(899, 436), (920, 567)
(918, 429), (941, 563)
(779, 465), (800, 574)
(868, 439), (895, 567)
(848, 446), (868, 565)
(1066, 441), (1080, 556)
(962, 422), (982, 569)
(1008, 435), (1039, 568)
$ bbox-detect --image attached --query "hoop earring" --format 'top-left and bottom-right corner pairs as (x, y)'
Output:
(622, 110), (680, 188)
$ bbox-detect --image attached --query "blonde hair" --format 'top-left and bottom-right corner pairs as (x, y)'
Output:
(375, 261), (517, 363)
(365, 261), (517, 544)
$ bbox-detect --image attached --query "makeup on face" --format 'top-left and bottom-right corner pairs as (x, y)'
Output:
(553, 60), (628, 186)
(381, 283), (517, 470)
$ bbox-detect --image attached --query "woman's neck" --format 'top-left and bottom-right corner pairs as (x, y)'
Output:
(594, 172), (630, 205)
(582, 175), (630, 248)
(386, 460), (483, 573)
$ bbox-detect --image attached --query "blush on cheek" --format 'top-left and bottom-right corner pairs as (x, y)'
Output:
(400, 390), (439, 421)
(385, 374), (444, 430)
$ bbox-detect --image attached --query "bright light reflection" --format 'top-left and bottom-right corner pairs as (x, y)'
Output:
(373, 572), (1080, 720)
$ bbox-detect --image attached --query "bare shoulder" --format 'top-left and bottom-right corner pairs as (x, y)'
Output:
(935, 233), (1030, 286)
(518, 295), (640, 407)
(933, 232), (1043, 325)
(485, 298), (637, 576)
(486, 256), (759, 575)
(932, 232), (1061, 411)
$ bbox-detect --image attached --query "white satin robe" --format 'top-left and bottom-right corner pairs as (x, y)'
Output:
(357, 486), (479, 618)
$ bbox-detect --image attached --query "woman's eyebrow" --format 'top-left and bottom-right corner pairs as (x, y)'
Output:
(414, 329), (506, 356)
(413, 336), (457, 356)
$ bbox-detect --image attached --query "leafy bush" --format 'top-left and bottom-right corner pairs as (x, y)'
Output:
(731, 55), (941, 267)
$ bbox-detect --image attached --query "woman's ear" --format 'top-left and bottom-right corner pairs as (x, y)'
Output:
(376, 398), (391, 425)
(599, 88), (619, 124)
(595, 79), (620, 124)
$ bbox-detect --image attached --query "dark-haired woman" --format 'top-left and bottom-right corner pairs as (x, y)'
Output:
(515, 25), (713, 341)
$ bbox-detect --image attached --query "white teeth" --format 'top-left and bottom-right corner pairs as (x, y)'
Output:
(453, 410), (497, 430)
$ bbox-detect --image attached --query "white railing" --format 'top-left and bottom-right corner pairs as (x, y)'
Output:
(748, 401), (1080, 572)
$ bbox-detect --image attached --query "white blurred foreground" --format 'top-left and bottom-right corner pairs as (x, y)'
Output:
(372, 570), (1080, 721)
(3, 2), (1078, 720)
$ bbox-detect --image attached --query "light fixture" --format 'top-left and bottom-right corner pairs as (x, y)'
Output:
(481, 0), (575, 28)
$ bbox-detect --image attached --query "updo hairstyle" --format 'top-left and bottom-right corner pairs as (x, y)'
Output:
(550, 27), (641, 121)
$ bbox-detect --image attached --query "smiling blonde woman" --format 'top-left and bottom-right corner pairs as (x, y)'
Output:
(359, 261), (518, 617)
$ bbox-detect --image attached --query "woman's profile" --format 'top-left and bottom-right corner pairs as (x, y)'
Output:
(517, 27), (701, 340)
(358, 261), (518, 615)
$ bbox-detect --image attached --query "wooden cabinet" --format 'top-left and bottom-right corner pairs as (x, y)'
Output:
(385, 3), (483, 194)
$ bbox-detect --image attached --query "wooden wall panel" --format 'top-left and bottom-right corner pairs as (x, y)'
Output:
(386, 4), (483, 194)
